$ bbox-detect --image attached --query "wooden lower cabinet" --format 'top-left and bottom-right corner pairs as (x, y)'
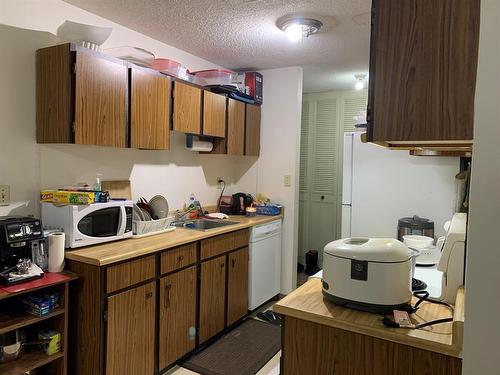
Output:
(199, 255), (227, 344)
(106, 282), (156, 375)
(159, 266), (197, 370)
(282, 316), (462, 375)
(227, 247), (249, 326)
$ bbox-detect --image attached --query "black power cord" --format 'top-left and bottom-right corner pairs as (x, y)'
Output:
(382, 291), (454, 330)
(217, 178), (226, 213)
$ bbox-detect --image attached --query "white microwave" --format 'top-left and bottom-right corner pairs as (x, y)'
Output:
(41, 201), (133, 248)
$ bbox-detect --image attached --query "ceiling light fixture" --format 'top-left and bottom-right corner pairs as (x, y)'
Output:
(354, 74), (367, 90)
(278, 17), (323, 43)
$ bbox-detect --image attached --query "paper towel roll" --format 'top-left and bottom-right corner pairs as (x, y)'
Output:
(48, 232), (65, 272)
(186, 140), (213, 152)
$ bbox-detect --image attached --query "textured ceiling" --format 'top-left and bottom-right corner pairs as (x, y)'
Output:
(63, 0), (371, 92)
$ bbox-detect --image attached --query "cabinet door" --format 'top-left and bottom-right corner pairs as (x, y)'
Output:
(131, 68), (171, 150)
(159, 266), (197, 370)
(245, 104), (261, 156)
(199, 255), (226, 343)
(368, 0), (479, 143)
(106, 281), (155, 375)
(203, 91), (226, 137)
(227, 247), (249, 326)
(75, 52), (128, 147)
(227, 99), (245, 155)
(173, 81), (202, 134)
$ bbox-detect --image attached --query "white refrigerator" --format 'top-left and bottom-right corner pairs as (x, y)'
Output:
(341, 132), (460, 239)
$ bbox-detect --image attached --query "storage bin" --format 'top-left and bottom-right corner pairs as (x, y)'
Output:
(255, 204), (282, 216)
(191, 69), (236, 86)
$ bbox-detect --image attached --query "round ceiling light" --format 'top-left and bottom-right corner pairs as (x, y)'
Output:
(277, 17), (323, 43)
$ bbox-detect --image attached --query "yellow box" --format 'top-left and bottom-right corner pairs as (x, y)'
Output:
(41, 190), (95, 205)
(38, 330), (61, 355)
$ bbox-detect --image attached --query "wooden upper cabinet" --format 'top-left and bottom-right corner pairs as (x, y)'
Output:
(74, 52), (128, 147)
(106, 281), (155, 375)
(173, 81), (202, 134)
(245, 104), (261, 156)
(227, 99), (245, 155)
(367, 0), (480, 146)
(203, 91), (226, 137)
(36, 43), (128, 147)
(227, 247), (249, 326)
(131, 68), (171, 150)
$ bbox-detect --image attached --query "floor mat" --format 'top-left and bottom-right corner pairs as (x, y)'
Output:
(182, 319), (281, 375)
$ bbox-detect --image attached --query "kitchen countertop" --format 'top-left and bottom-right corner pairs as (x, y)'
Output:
(65, 215), (283, 266)
(273, 278), (464, 358)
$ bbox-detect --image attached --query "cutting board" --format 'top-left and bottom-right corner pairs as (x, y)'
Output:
(102, 180), (132, 200)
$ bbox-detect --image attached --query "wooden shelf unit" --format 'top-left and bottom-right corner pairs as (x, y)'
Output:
(0, 272), (77, 375)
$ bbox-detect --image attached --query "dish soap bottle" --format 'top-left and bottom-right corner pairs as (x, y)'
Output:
(94, 173), (103, 202)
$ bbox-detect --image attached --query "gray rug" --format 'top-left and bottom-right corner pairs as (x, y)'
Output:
(182, 319), (281, 375)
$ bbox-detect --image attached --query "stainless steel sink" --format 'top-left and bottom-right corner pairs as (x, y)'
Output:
(171, 219), (240, 231)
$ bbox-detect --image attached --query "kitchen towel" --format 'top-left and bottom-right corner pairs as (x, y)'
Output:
(48, 232), (65, 272)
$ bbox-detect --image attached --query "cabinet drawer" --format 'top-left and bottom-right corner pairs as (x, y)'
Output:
(107, 255), (156, 293)
(201, 229), (249, 260)
(161, 243), (197, 274)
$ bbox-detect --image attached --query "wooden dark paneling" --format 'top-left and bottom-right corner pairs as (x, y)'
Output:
(203, 91), (226, 137)
(199, 255), (226, 343)
(282, 316), (462, 375)
(66, 260), (103, 375)
(200, 229), (249, 260)
(106, 255), (156, 293)
(74, 51), (128, 147)
(159, 266), (197, 369)
(106, 282), (156, 375)
(245, 104), (261, 156)
(227, 247), (249, 326)
(160, 243), (197, 275)
(131, 68), (171, 150)
(173, 81), (202, 134)
(368, 0), (480, 143)
(36, 43), (72, 143)
(227, 99), (245, 155)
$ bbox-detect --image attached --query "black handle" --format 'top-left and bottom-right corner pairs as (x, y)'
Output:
(177, 255), (184, 262)
(232, 258), (236, 268)
(146, 291), (153, 299)
(220, 262), (225, 269)
(321, 196), (325, 200)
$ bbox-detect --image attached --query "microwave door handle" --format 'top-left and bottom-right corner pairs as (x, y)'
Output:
(119, 206), (127, 235)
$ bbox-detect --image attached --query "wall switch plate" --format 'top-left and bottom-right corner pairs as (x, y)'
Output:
(283, 175), (291, 187)
(0, 185), (10, 206)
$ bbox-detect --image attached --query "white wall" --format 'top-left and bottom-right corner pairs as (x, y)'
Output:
(462, 1), (500, 373)
(0, 0), (258, 215)
(257, 67), (303, 294)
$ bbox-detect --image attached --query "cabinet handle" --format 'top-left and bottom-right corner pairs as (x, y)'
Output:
(164, 284), (172, 308)
(145, 291), (153, 299)
(321, 195), (325, 200)
(231, 258), (236, 268)
(177, 255), (184, 262)
(220, 262), (225, 269)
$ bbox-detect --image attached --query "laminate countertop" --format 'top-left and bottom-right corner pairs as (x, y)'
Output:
(273, 278), (464, 358)
(64, 215), (282, 266)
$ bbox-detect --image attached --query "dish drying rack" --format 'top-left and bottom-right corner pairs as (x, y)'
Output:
(132, 216), (175, 238)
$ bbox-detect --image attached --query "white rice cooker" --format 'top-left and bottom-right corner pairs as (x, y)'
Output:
(322, 238), (412, 314)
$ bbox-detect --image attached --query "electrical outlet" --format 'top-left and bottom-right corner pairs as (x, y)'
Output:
(283, 175), (291, 187)
(0, 185), (10, 206)
(216, 177), (224, 190)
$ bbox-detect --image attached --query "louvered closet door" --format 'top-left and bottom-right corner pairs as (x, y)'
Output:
(309, 98), (339, 263)
(299, 101), (312, 261)
(343, 95), (368, 132)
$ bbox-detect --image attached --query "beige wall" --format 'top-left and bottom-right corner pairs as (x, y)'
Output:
(462, 1), (500, 373)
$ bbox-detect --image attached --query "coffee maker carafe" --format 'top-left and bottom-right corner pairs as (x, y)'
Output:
(0, 216), (45, 285)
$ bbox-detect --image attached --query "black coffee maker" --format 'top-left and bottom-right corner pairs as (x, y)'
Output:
(0, 216), (44, 285)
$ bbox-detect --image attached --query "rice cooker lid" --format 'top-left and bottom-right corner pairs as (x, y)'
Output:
(398, 215), (434, 230)
(324, 238), (411, 262)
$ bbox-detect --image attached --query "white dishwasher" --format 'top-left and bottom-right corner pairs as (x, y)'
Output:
(248, 219), (282, 310)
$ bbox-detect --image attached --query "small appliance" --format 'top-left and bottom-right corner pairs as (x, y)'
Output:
(414, 213), (467, 303)
(231, 193), (253, 215)
(322, 238), (412, 314)
(0, 216), (45, 285)
(397, 215), (435, 242)
(41, 200), (133, 248)
(233, 72), (263, 104)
